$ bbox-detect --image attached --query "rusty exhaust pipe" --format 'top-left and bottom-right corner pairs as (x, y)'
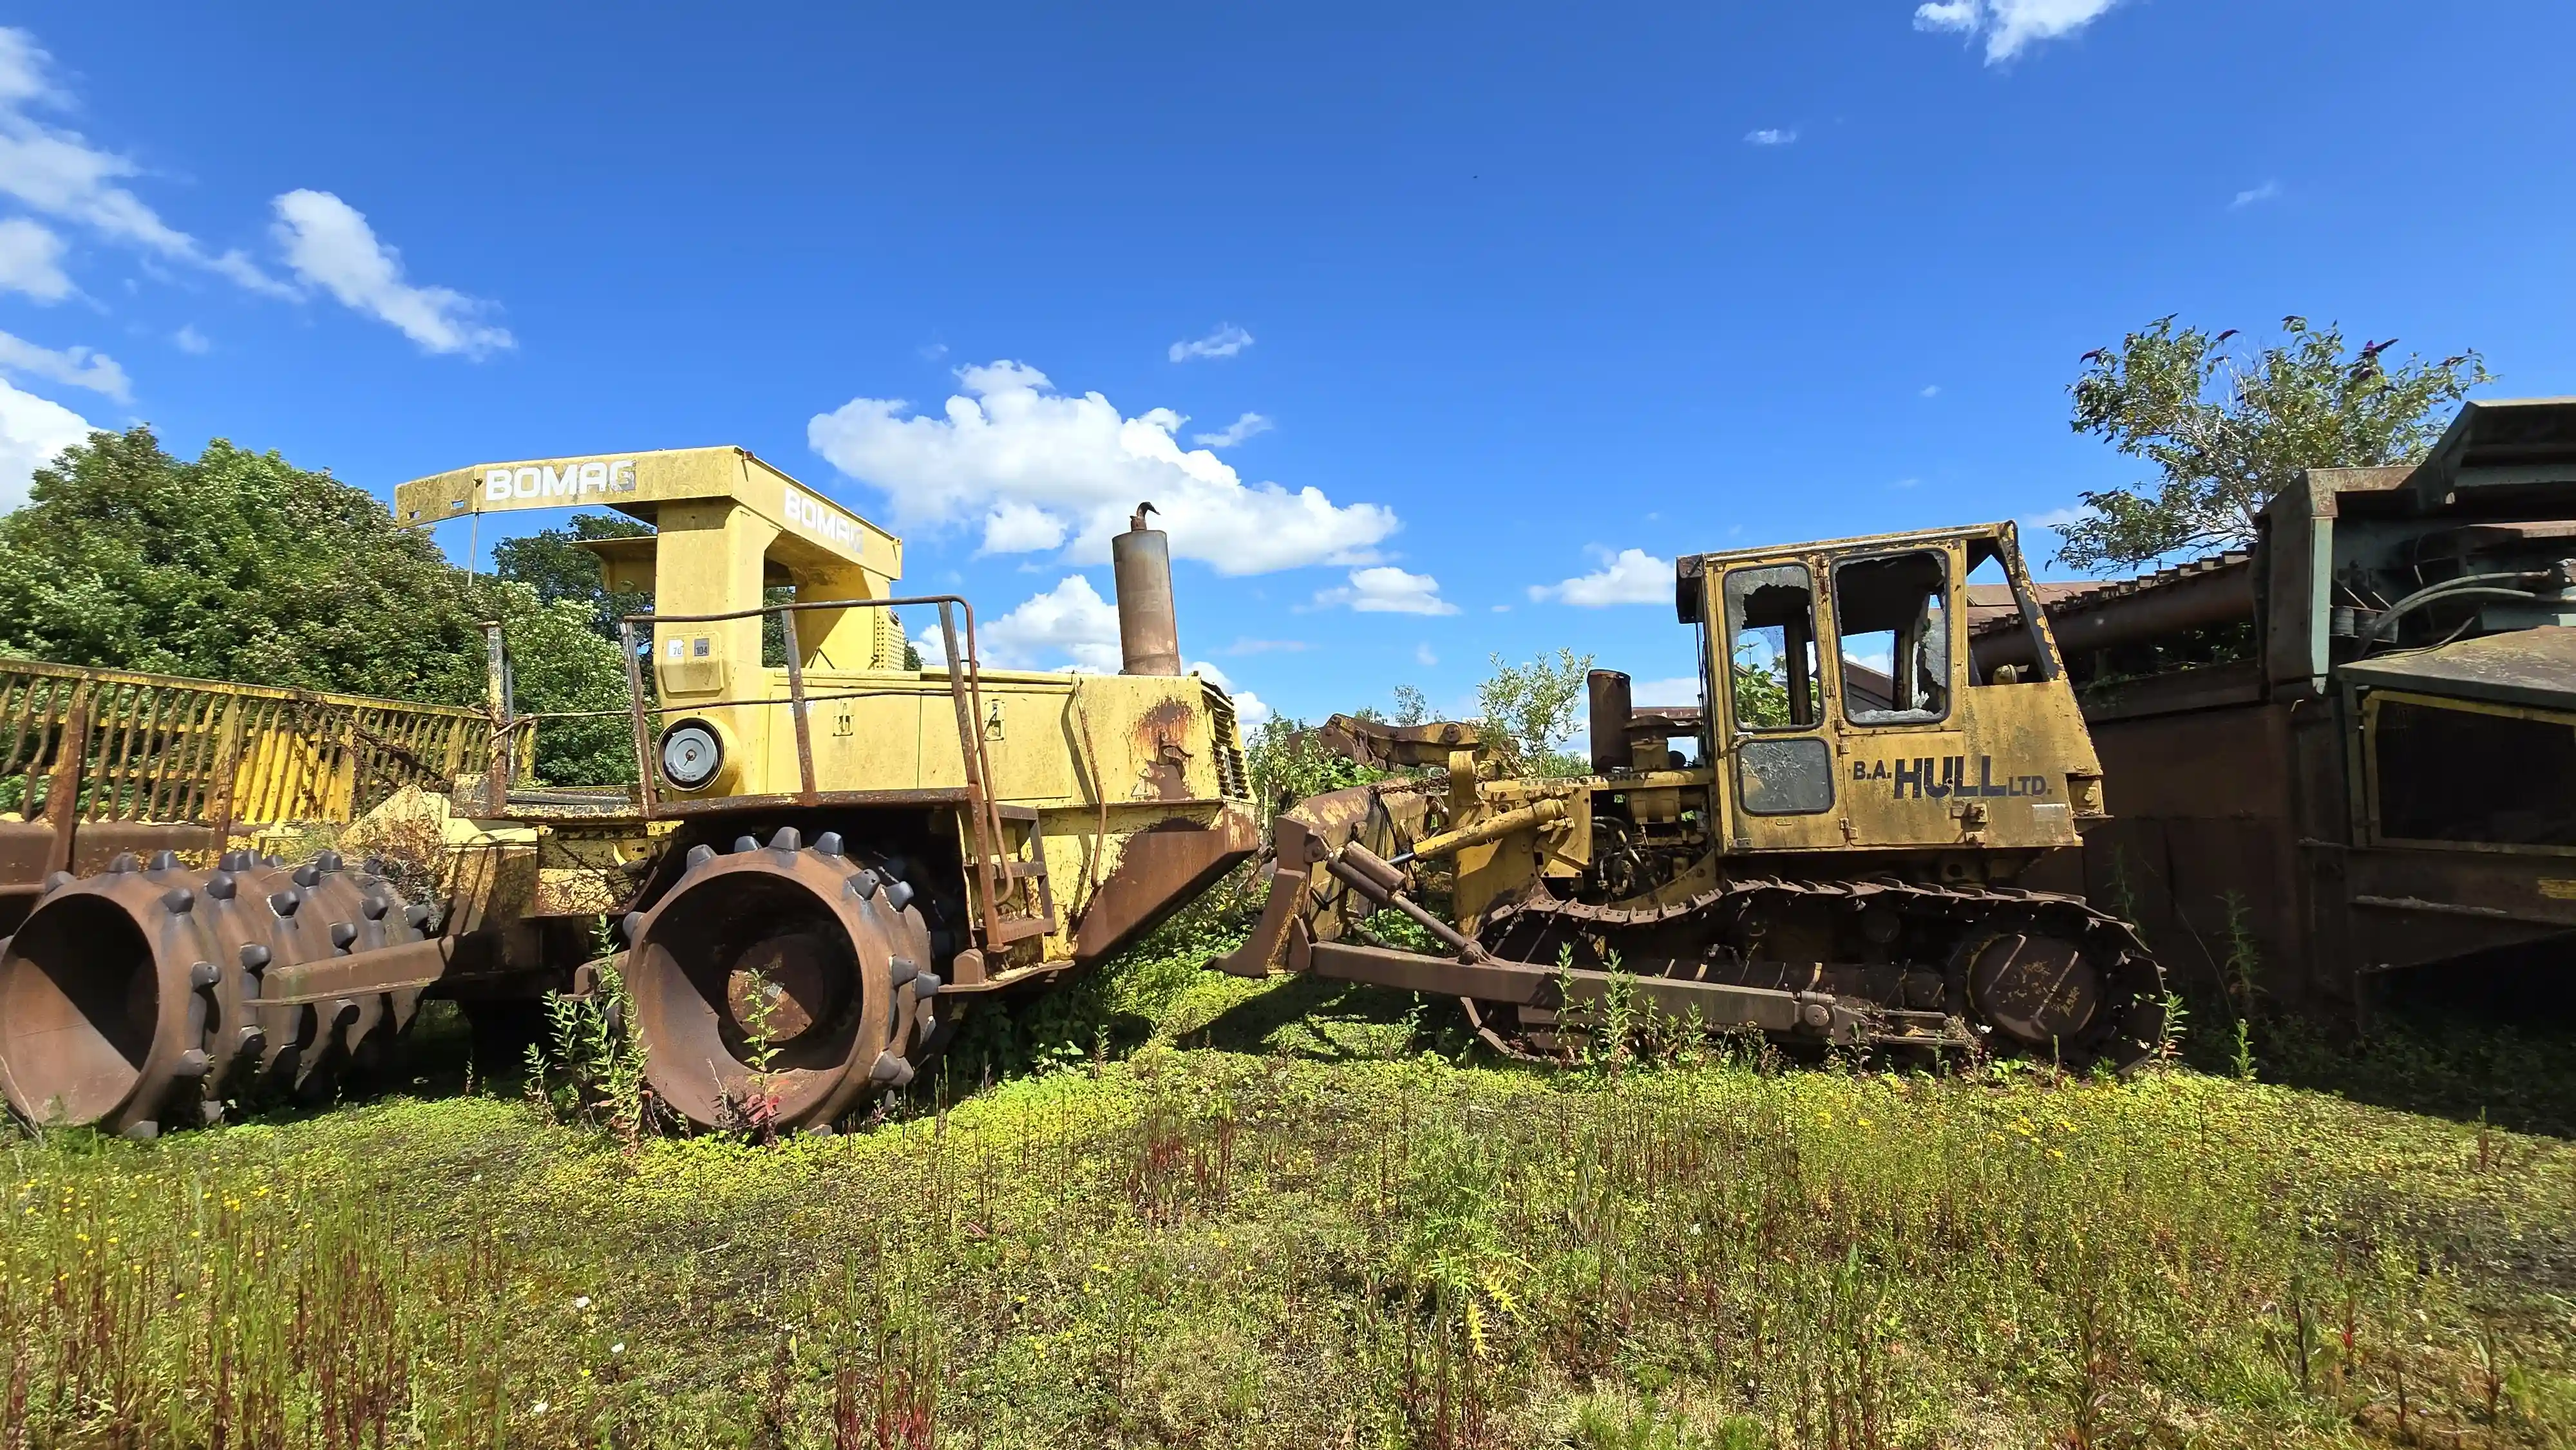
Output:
(1587, 669), (1634, 775)
(1113, 502), (1181, 677)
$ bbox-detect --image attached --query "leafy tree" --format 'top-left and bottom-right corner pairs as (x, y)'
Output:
(0, 428), (491, 701)
(491, 511), (653, 640)
(1475, 648), (1594, 777)
(1729, 645), (1791, 729)
(1244, 713), (1380, 821)
(0, 427), (634, 784)
(2057, 317), (2491, 572)
(489, 584), (636, 785)
(1390, 683), (1432, 726)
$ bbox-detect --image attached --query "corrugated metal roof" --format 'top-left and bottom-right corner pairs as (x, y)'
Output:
(1967, 551), (2253, 636)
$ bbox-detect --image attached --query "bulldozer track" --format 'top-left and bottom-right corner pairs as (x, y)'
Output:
(1471, 872), (2168, 1071)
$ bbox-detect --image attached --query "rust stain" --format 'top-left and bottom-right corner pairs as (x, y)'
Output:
(1134, 698), (1196, 801)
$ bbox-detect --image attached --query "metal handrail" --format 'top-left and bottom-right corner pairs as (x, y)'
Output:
(612, 594), (1035, 950)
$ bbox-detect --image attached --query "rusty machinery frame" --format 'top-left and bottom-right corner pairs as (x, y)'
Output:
(0, 658), (518, 906)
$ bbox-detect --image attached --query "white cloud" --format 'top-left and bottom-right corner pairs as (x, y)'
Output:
(1529, 547), (1671, 607)
(0, 30), (289, 295)
(1414, 641), (1437, 667)
(0, 328), (126, 401)
(0, 374), (87, 511)
(171, 324), (207, 354)
(1191, 671), (1274, 728)
(1168, 323), (1252, 362)
(1630, 675), (1703, 708)
(0, 216), (67, 301)
(1919, 384), (1941, 398)
(1191, 411), (1273, 449)
(983, 574), (1122, 672)
(2024, 504), (2087, 548)
(1913, 0), (2121, 62)
(2230, 180), (2280, 209)
(1312, 566), (1457, 616)
(272, 189), (512, 357)
(809, 361), (1399, 576)
(980, 498), (1067, 554)
(1743, 128), (1798, 146)
(1891, 476), (1920, 489)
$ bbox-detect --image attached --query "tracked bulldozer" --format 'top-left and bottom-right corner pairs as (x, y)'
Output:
(1220, 521), (2169, 1069)
(0, 448), (1255, 1136)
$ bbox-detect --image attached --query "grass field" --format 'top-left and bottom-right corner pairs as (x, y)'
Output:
(5, 927), (2573, 1449)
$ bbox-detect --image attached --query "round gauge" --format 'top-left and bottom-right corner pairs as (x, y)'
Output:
(658, 719), (723, 790)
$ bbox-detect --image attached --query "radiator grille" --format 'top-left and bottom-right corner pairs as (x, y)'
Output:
(1204, 686), (1249, 801)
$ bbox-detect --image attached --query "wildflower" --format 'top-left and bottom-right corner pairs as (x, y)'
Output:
(610, 1342), (624, 1355)
(573, 1295), (592, 1309)
(531, 1400), (550, 1415)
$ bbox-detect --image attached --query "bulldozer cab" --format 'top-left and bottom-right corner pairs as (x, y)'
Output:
(1676, 523), (2105, 856)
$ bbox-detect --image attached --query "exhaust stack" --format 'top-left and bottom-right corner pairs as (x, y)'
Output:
(1113, 502), (1182, 676)
(1587, 669), (1634, 775)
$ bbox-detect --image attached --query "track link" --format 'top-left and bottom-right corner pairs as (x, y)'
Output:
(1472, 872), (2167, 1071)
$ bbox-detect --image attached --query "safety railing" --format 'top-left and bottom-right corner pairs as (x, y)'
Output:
(0, 657), (515, 874)
(612, 596), (1047, 948)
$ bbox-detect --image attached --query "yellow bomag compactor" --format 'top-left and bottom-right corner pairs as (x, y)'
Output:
(0, 447), (1253, 1136)
(1220, 522), (2168, 1070)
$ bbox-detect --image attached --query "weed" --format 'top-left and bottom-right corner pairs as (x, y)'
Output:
(5, 952), (2573, 1448)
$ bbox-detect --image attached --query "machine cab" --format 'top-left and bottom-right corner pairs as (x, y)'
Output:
(1675, 523), (2105, 858)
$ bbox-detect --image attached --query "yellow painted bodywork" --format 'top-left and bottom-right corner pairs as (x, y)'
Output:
(667, 662), (1249, 965)
(393, 446), (906, 686)
(1435, 523), (2104, 925)
(1697, 533), (2098, 856)
(399, 446), (1253, 975)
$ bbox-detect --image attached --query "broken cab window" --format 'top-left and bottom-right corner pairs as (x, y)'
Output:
(1724, 563), (1819, 731)
(1835, 551), (1950, 726)
(1965, 538), (2061, 684)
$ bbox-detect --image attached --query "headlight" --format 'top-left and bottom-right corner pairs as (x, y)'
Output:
(658, 719), (724, 791)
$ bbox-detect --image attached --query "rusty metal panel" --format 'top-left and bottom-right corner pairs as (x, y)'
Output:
(2340, 630), (2576, 713)
(1070, 807), (1258, 961)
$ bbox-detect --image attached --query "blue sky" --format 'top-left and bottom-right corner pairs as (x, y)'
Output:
(0, 1), (2568, 726)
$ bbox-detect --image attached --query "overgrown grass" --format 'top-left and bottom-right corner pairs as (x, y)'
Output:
(6, 926), (2574, 1447)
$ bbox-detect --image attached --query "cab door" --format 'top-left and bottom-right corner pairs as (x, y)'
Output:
(1826, 541), (1976, 847)
(1712, 557), (1846, 851)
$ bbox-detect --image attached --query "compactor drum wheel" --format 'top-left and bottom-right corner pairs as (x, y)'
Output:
(623, 829), (944, 1133)
(0, 849), (431, 1137)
